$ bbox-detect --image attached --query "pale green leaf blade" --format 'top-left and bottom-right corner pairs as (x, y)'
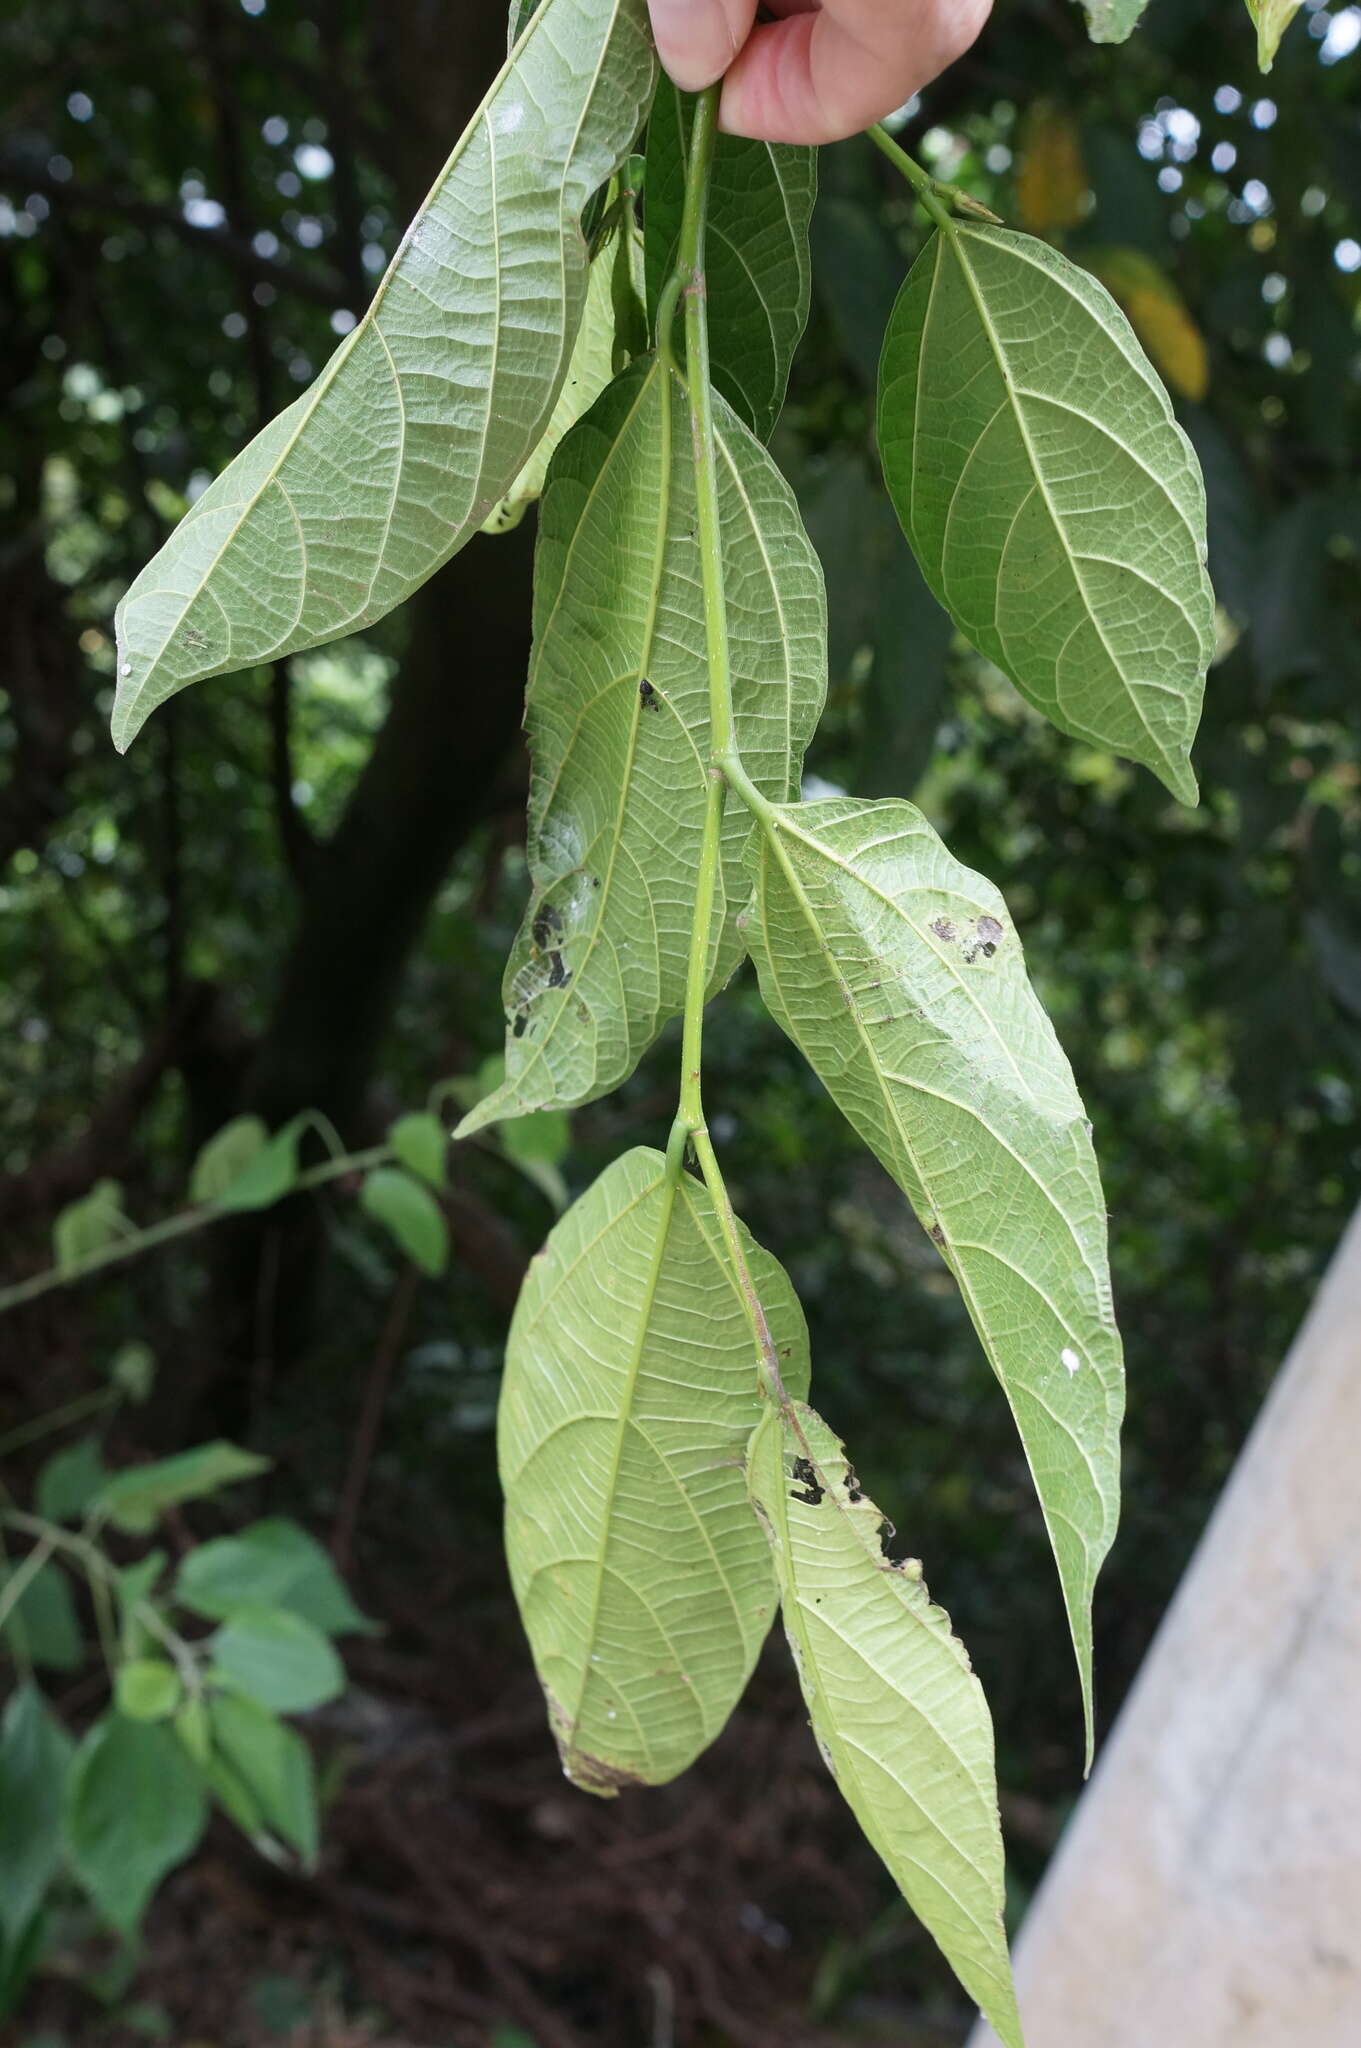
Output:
(358, 1165), (449, 1276)
(209, 1693), (318, 1868)
(482, 228), (625, 533)
(209, 1606), (345, 1712)
(174, 1516), (373, 1635)
(745, 797), (1123, 1762)
(1247, 0), (1303, 68)
(879, 225), (1215, 804)
(644, 77), (816, 440)
(457, 357), (825, 1136)
(500, 1146), (810, 1794)
(110, 0), (657, 750)
(1077, 0), (1150, 40)
(749, 1402), (1022, 2048)
(65, 1715), (207, 1935)
(94, 1441), (270, 1535)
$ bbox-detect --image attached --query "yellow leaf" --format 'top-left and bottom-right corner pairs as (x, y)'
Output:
(1088, 246), (1210, 403)
(1015, 104), (1089, 235)
(1247, 0), (1303, 70)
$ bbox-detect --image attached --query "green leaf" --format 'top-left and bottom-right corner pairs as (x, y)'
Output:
(878, 224), (1214, 804)
(209, 1115), (305, 1214)
(174, 1517), (372, 1636)
(358, 1166), (449, 1277)
(482, 228), (625, 534)
(387, 1110), (448, 1191)
(172, 1697), (212, 1769)
(114, 1553), (168, 1659)
(189, 1114), (269, 1204)
(458, 358), (825, 1136)
(1076, 0), (1150, 40)
(0, 1562), (82, 1673)
(65, 1715), (207, 1934)
(748, 1402), (1022, 2048)
(109, 0), (657, 751)
(110, 1340), (156, 1403)
(644, 78), (816, 440)
(501, 1147), (810, 1794)
(0, 1685), (73, 1942)
(115, 1660), (181, 1723)
(1246, 0), (1303, 68)
(94, 1442), (270, 1536)
(35, 1437), (109, 1523)
(52, 1179), (126, 1269)
(209, 1694), (318, 1867)
(743, 797), (1123, 1763)
(209, 1606), (345, 1713)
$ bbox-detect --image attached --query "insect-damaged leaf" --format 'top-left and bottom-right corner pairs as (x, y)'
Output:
(500, 1147), (810, 1794)
(748, 1402), (1022, 2048)
(457, 357), (824, 1137)
(110, 0), (656, 750)
(879, 225), (1214, 803)
(744, 797), (1123, 1764)
(644, 78), (816, 440)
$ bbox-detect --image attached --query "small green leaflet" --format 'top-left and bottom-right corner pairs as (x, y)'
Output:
(176, 1517), (372, 1635)
(879, 224), (1214, 804)
(747, 1403), (1022, 2048)
(500, 1147), (810, 1794)
(1247, 0), (1303, 68)
(209, 1607), (345, 1713)
(644, 78), (816, 441)
(110, 0), (657, 750)
(743, 797), (1123, 1764)
(209, 1694), (319, 1867)
(94, 1441), (269, 1535)
(1076, 0), (1149, 40)
(458, 357), (824, 1137)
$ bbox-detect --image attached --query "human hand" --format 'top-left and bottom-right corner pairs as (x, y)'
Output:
(646, 0), (993, 146)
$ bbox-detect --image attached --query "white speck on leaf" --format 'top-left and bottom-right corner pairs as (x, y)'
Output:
(1061, 1347), (1081, 1375)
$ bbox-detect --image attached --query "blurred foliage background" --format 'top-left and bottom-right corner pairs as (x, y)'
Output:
(2, 0), (1359, 2041)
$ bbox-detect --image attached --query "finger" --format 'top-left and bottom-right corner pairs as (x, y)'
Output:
(647, 0), (757, 94)
(719, 0), (992, 146)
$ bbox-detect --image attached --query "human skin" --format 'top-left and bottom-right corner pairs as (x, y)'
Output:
(646, 0), (994, 145)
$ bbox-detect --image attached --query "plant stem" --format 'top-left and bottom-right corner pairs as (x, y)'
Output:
(0, 1143), (392, 1316)
(669, 82), (731, 1157)
(0, 1386), (119, 1458)
(867, 123), (955, 233)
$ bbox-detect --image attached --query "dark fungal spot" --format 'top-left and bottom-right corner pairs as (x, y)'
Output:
(929, 1223), (946, 1246)
(930, 915), (956, 943)
(639, 677), (660, 711)
(532, 901), (564, 951)
(512, 1012), (528, 1039)
(790, 1457), (824, 1507)
(545, 950), (571, 990)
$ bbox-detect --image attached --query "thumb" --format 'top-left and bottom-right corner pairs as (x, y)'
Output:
(647, 0), (757, 94)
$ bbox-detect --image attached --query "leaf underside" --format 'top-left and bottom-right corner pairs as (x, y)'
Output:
(458, 355), (825, 1136)
(1247, 0), (1303, 69)
(748, 1402), (1023, 2048)
(1077, 0), (1150, 41)
(644, 77), (816, 440)
(879, 224), (1215, 803)
(744, 796), (1124, 1762)
(111, 0), (657, 749)
(501, 1147), (810, 1793)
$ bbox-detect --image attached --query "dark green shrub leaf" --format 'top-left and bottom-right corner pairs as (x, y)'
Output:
(744, 797), (1123, 1761)
(114, 1660), (181, 1723)
(387, 1110), (448, 1191)
(879, 224), (1214, 803)
(209, 1694), (318, 1868)
(209, 1607), (345, 1713)
(0, 1685), (72, 1942)
(94, 1442), (270, 1536)
(0, 1562), (82, 1673)
(501, 1148), (809, 1794)
(644, 78), (816, 439)
(748, 1402), (1022, 2048)
(110, 0), (657, 750)
(65, 1715), (207, 1934)
(175, 1518), (372, 1637)
(358, 1166), (449, 1277)
(459, 357), (825, 1135)
(35, 1437), (109, 1523)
